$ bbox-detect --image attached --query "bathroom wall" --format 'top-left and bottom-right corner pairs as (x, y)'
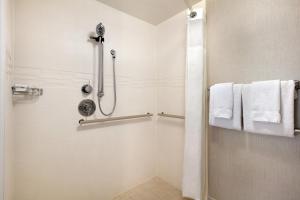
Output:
(12, 0), (157, 199)
(2, 0), (15, 199)
(207, 0), (300, 200)
(156, 11), (187, 189)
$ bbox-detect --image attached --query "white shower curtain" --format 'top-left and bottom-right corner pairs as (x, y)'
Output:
(182, 8), (207, 200)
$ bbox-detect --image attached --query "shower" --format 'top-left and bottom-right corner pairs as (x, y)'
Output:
(91, 23), (117, 116)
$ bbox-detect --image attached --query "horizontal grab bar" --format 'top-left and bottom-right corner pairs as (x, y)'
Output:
(157, 112), (185, 119)
(79, 113), (153, 125)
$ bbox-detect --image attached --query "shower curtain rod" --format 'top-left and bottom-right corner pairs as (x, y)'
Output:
(79, 113), (153, 125)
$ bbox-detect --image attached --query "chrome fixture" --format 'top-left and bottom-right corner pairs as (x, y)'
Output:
(190, 11), (197, 18)
(78, 99), (96, 117)
(158, 112), (185, 119)
(12, 84), (43, 96)
(111, 49), (116, 59)
(96, 23), (105, 37)
(90, 23), (117, 116)
(81, 84), (93, 95)
(79, 113), (153, 125)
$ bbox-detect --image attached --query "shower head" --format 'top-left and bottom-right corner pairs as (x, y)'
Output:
(96, 23), (105, 37)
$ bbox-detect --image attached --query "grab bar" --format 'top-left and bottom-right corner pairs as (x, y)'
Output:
(157, 112), (185, 119)
(79, 113), (153, 125)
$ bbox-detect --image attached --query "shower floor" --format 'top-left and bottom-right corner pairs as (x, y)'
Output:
(113, 177), (189, 200)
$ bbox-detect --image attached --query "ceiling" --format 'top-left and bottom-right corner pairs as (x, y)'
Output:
(97, 0), (202, 25)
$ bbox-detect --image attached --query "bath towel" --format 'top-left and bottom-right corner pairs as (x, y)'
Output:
(243, 80), (295, 137)
(250, 80), (281, 123)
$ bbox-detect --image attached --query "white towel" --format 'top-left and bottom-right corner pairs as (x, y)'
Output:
(243, 80), (295, 137)
(209, 84), (242, 131)
(210, 83), (234, 119)
(250, 80), (281, 123)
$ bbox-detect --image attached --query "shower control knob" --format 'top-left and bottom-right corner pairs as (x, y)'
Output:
(81, 84), (93, 95)
(78, 99), (96, 117)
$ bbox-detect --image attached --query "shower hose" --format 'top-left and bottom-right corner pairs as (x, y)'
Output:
(98, 44), (117, 116)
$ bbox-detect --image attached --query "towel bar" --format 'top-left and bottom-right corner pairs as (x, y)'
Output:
(79, 113), (153, 125)
(207, 80), (300, 91)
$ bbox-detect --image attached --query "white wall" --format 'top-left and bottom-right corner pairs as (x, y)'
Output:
(156, 11), (187, 189)
(207, 0), (300, 200)
(1, 0), (15, 199)
(12, 0), (157, 199)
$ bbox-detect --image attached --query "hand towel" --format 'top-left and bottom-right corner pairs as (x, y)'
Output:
(243, 80), (295, 137)
(250, 80), (281, 123)
(209, 84), (242, 131)
(210, 83), (234, 119)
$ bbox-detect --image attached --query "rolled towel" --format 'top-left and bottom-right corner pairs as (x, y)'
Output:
(210, 83), (234, 119)
(243, 80), (295, 137)
(250, 80), (281, 123)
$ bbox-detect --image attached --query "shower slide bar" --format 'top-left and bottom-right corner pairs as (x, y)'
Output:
(79, 113), (153, 125)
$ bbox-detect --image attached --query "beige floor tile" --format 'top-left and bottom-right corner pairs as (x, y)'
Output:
(113, 177), (188, 200)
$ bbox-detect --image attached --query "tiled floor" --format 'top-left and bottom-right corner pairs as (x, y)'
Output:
(113, 177), (189, 200)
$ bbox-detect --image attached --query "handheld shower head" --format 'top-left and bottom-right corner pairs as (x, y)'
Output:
(96, 23), (105, 37)
(111, 49), (116, 59)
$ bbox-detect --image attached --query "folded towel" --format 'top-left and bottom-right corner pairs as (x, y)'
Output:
(243, 80), (295, 137)
(250, 80), (281, 123)
(210, 83), (234, 119)
(209, 84), (242, 131)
